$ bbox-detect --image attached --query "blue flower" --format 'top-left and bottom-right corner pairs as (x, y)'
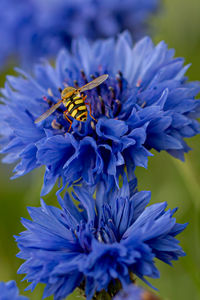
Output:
(1, 32), (200, 194)
(0, 0), (159, 68)
(0, 281), (28, 300)
(16, 179), (187, 300)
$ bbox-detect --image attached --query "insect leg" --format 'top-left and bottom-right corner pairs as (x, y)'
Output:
(85, 102), (97, 122)
(82, 94), (87, 101)
(64, 111), (73, 132)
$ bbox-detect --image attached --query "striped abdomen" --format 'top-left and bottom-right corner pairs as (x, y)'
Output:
(64, 94), (88, 122)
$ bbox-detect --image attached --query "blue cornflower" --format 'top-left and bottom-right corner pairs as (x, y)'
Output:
(0, 280), (28, 300)
(0, 0), (158, 68)
(16, 179), (187, 300)
(1, 32), (200, 194)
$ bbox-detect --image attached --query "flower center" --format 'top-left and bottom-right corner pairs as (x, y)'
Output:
(42, 70), (131, 135)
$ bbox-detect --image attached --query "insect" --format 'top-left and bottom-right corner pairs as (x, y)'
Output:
(35, 74), (109, 132)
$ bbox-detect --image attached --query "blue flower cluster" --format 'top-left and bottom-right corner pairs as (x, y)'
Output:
(0, 0), (158, 68)
(16, 179), (186, 300)
(1, 33), (200, 194)
(0, 280), (28, 300)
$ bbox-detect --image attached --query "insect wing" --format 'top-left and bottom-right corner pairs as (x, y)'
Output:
(35, 100), (63, 123)
(79, 74), (108, 92)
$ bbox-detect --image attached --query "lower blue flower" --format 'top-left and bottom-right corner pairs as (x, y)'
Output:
(16, 180), (187, 300)
(0, 281), (28, 300)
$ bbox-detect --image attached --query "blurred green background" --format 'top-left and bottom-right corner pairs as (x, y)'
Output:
(0, 0), (200, 299)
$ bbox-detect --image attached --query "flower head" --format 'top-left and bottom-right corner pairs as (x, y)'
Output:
(0, 281), (28, 300)
(0, 0), (158, 68)
(1, 33), (200, 194)
(16, 179), (187, 300)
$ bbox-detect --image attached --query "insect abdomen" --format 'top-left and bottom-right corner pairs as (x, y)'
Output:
(66, 95), (87, 122)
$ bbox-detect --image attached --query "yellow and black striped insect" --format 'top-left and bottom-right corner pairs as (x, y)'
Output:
(35, 74), (108, 132)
